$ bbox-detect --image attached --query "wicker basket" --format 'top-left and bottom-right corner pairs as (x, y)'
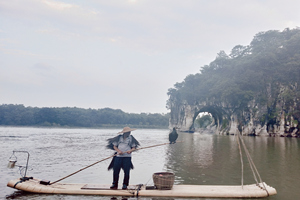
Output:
(152, 172), (175, 190)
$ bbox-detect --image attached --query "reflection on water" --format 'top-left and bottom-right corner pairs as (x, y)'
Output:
(165, 131), (300, 199)
(1, 127), (300, 200)
(165, 133), (214, 184)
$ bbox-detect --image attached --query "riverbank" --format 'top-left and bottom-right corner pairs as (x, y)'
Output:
(0, 124), (168, 129)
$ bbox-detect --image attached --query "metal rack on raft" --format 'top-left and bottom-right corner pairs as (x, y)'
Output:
(7, 150), (31, 182)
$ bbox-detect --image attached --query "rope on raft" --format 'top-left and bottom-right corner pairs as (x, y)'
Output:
(235, 133), (270, 196)
(236, 132), (244, 188)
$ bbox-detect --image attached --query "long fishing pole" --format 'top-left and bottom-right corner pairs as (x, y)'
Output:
(50, 141), (181, 185)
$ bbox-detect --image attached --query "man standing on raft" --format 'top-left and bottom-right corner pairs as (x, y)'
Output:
(106, 127), (140, 190)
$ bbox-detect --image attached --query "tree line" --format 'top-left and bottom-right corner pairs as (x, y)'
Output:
(0, 104), (169, 128)
(167, 28), (300, 119)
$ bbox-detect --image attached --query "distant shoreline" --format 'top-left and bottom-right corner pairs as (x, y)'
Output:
(0, 124), (169, 129)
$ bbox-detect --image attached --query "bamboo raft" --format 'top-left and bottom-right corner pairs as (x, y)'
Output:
(7, 177), (276, 198)
(7, 135), (278, 198)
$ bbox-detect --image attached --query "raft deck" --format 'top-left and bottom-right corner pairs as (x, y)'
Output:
(7, 177), (277, 198)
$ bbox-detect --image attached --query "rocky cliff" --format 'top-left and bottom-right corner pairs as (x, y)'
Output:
(169, 83), (299, 137)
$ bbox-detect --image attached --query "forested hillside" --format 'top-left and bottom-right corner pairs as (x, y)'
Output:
(0, 104), (169, 128)
(167, 28), (300, 136)
(168, 28), (300, 108)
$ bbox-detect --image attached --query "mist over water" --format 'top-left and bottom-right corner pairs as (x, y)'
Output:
(1, 127), (299, 200)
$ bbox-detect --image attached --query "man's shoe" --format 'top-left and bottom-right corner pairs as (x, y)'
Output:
(110, 184), (118, 190)
(122, 184), (127, 190)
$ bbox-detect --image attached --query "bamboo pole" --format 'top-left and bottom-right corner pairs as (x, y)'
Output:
(50, 141), (181, 185)
(50, 154), (115, 185)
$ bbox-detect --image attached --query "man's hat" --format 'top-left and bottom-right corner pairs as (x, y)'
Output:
(118, 126), (136, 134)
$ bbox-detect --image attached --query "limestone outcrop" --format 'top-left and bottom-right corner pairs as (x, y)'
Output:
(169, 83), (300, 137)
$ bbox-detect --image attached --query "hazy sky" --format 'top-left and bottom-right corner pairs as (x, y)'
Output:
(1, 0), (299, 114)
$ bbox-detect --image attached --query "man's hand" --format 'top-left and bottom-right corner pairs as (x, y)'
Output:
(126, 148), (136, 154)
(114, 146), (123, 155)
(126, 150), (132, 154)
(117, 150), (123, 155)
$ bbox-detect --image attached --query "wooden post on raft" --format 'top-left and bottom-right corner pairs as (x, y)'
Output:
(50, 141), (181, 185)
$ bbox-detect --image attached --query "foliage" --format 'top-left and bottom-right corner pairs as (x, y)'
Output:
(167, 28), (300, 112)
(0, 104), (169, 128)
(221, 118), (229, 130)
(195, 114), (213, 128)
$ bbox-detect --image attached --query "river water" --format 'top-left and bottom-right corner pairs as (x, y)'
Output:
(0, 127), (299, 200)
